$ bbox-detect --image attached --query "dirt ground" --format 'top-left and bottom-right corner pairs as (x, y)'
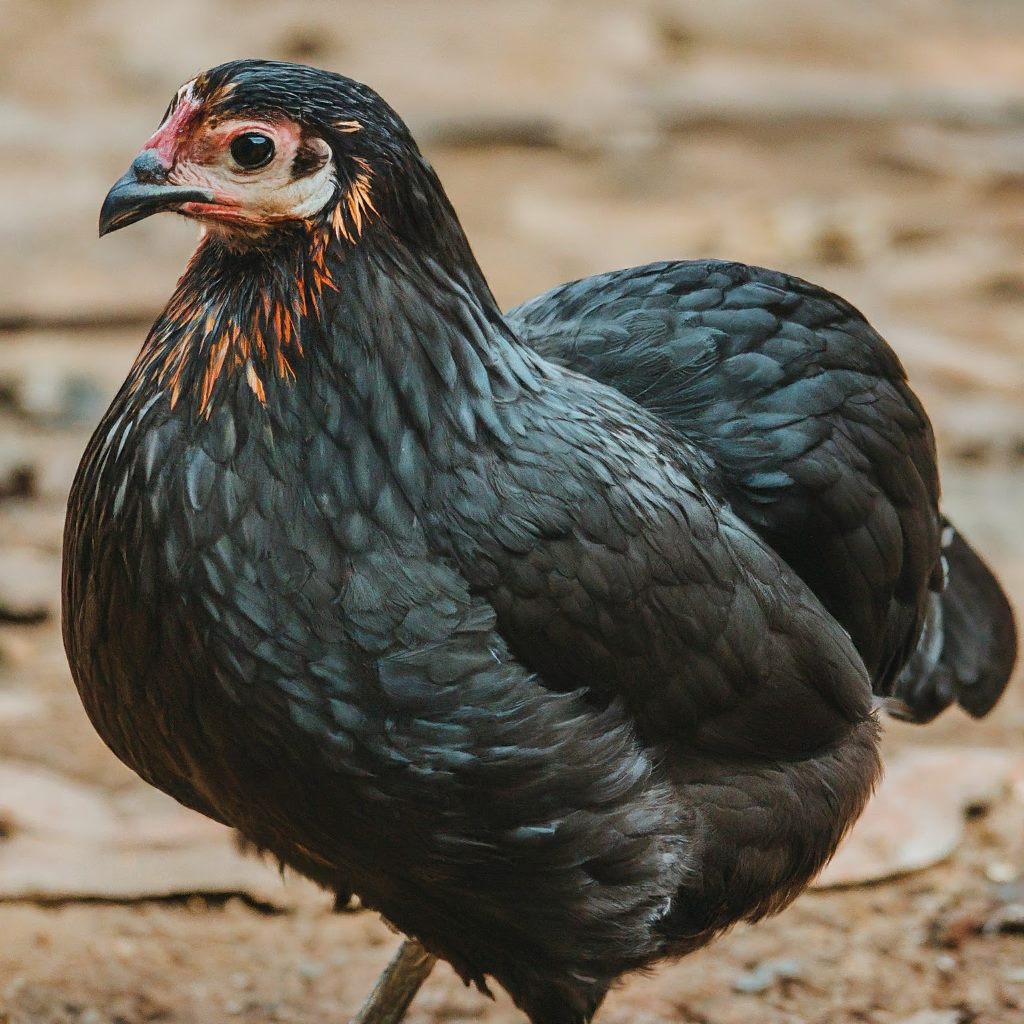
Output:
(1, 2), (1023, 1022)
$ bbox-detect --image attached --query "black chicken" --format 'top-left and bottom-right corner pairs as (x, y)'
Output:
(64, 60), (1016, 1024)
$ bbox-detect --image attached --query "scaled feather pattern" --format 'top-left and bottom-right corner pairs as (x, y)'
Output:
(64, 61), (1017, 1024)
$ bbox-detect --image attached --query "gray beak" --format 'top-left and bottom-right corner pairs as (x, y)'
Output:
(99, 149), (215, 236)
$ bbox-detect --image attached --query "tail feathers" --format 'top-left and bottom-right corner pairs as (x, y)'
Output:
(892, 520), (1017, 723)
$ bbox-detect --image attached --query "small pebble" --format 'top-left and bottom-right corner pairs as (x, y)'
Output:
(731, 956), (804, 994)
(995, 881), (1024, 905)
(986, 861), (1019, 884)
(297, 959), (325, 981)
(935, 953), (957, 974)
(3, 976), (26, 1000)
(983, 903), (1024, 934)
(929, 906), (986, 948)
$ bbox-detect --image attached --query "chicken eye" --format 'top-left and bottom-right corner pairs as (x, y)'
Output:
(230, 133), (275, 170)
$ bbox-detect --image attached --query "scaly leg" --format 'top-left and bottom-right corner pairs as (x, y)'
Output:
(350, 939), (437, 1024)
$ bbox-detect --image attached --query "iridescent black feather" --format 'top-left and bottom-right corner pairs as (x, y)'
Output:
(64, 60), (1014, 1024)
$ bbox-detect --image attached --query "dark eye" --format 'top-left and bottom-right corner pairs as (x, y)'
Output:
(230, 133), (275, 170)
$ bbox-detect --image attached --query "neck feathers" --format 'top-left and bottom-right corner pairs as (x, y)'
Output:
(128, 174), (539, 430)
(129, 222), (341, 417)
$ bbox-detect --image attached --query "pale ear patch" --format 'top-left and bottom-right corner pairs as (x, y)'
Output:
(278, 143), (337, 218)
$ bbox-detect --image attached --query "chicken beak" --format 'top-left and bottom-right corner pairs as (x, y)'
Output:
(99, 150), (215, 237)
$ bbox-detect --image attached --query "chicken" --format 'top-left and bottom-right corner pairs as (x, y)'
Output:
(63, 60), (1017, 1024)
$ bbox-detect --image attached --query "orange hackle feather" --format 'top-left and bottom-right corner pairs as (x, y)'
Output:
(126, 168), (378, 418)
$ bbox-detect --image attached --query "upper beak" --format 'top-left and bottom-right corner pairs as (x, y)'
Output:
(99, 149), (216, 237)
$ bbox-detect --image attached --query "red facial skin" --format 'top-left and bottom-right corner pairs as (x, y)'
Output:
(178, 200), (245, 220)
(144, 89), (315, 229)
(144, 88), (204, 164)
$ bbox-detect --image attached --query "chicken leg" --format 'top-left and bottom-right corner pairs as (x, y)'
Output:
(351, 939), (436, 1024)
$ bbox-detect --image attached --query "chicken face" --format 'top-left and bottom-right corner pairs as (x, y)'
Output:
(101, 61), (460, 263)
(100, 77), (338, 241)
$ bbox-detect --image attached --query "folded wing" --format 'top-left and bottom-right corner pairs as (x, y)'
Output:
(509, 259), (1016, 718)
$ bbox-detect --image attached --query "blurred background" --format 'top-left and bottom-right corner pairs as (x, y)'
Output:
(1, 1), (1022, 1021)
